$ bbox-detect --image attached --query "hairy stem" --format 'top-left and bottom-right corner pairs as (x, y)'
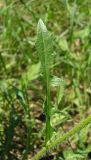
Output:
(31, 115), (91, 160)
(45, 74), (51, 143)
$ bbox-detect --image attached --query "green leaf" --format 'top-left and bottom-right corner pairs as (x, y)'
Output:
(73, 26), (90, 39)
(50, 76), (65, 106)
(56, 79), (65, 105)
(79, 125), (90, 143)
(51, 111), (69, 127)
(59, 37), (69, 51)
(21, 62), (41, 87)
(36, 19), (53, 84)
(36, 19), (54, 143)
(51, 76), (61, 87)
(63, 148), (85, 160)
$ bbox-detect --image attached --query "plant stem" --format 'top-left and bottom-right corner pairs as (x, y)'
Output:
(45, 73), (51, 143)
(31, 115), (91, 160)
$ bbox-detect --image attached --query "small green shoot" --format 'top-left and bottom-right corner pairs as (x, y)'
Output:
(36, 19), (54, 144)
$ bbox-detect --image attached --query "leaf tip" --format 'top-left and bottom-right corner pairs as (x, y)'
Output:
(37, 19), (47, 32)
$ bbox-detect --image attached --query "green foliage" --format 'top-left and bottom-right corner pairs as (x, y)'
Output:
(32, 115), (91, 160)
(36, 19), (53, 84)
(21, 62), (41, 88)
(0, 0), (91, 159)
(36, 19), (54, 143)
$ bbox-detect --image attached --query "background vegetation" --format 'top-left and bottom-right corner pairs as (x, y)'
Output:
(0, 0), (91, 159)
